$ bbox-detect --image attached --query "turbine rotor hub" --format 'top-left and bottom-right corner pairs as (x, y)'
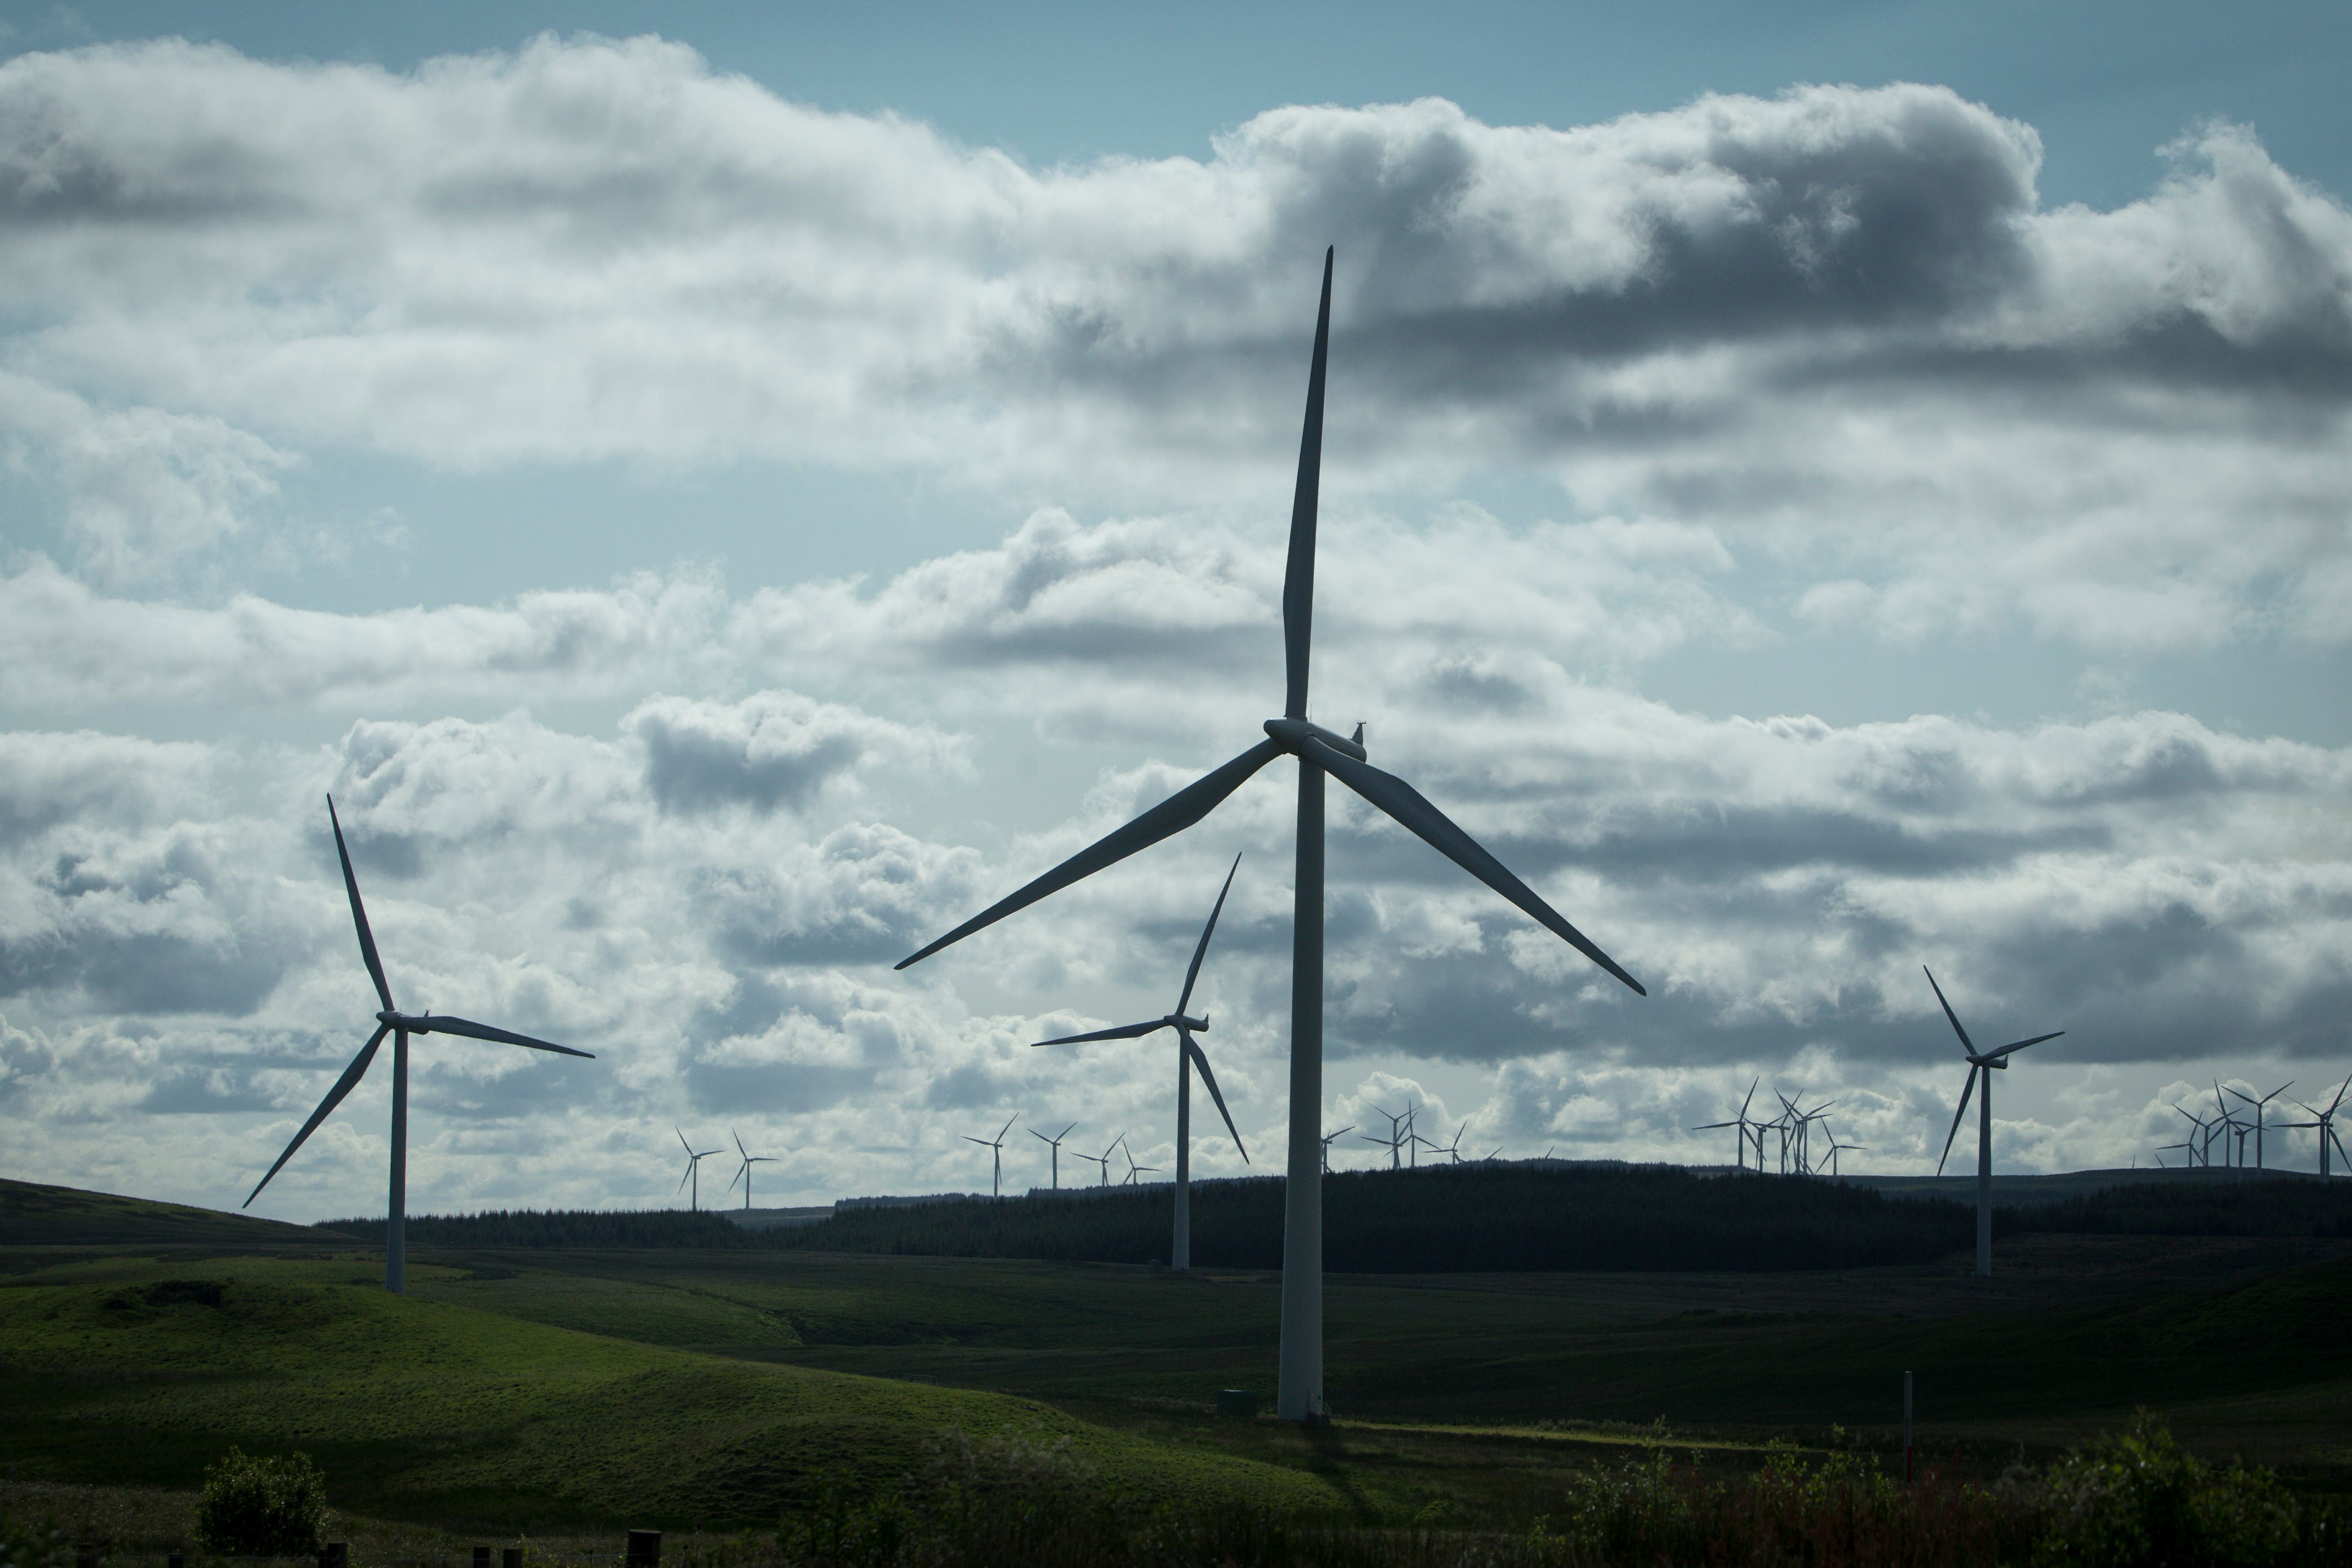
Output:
(1263, 716), (1367, 761)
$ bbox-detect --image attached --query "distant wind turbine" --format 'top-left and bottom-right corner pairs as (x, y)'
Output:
(2224, 1081), (2293, 1171)
(1319, 1126), (1353, 1174)
(1123, 1143), (1162, 1185)
(1927, 966), (2063, 1278)
(964, 1114), (1019, 1197)
(1080, 1133), (1125, 1187)
(893, 250), (1646, 1420)
(1031, 853), (1249, 1271)
(728, 1130), (778, 1210)
(676, 1128), (722, 1211)
(2282, 1073), (2351, 1177)
(1692, 1078), (1762, 1172)
(242, 797), (593, 1294)
(1030, 1122), (1078, 1189)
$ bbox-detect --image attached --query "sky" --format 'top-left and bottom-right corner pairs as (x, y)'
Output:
(1, 3), (2348, 1221)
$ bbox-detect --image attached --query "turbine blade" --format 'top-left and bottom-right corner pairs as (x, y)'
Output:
(1175, 851), (1243, 1017)
(328, 796), (394, 1013)
(897, 739), (1282, 969)
(1304, 736), (1644, 995)
(961, 1135), (993, 1148)
(1739, 1076), (1758, 1118)
(1693, 1120), (1739, 1130)
(419, 1013), (594, 1057)
(1936, 1065), (1979, 1177)
(1922, 967), (1974, 1054)
(245, 1023), (390, 1207)
(677, 1126), (693, 1155)
(1283, 246), (1334, 722)
(1031, 1019), (1169, 1047)
(1985, 1031), (2063, 1059)
(998, 1113), (1019, 1141)
(1180, 1028), (1248, 1161)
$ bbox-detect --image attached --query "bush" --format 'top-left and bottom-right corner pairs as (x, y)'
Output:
(0, 1509), (75, 1568)
(193, 1447), (330, 1556)
(2031, 1411), (2301, 1568)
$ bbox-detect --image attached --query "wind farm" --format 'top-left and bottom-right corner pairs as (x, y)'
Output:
(12, 21), (2352, 1556)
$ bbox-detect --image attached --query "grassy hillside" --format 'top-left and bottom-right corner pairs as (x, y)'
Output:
(0, 1256), (1332, 1529)
(0, 1178), (352, 1247)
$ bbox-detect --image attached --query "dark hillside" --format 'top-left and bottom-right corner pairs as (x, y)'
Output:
(776, 1164), (1976, 1271)
(1999, 1174), (2352, 1238)
(322, 1206), (757, 1249)
(0, 1177), (352, 1247)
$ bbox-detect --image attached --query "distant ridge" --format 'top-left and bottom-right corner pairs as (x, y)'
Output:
(0, 1177), (356, 1246)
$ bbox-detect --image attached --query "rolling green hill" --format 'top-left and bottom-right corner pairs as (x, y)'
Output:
(0, 1256), (1332, 1529)
(0, 1177), (352, 1247)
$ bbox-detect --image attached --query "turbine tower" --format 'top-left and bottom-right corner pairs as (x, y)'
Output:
(1030, 1122), (1078, 1189)
(1927, 966), (2063, 1278)
(894, 249), (1646, 1420)
(243, 797), (593, 1293)
(1032, 854), (1249, 1271)
(964, 1114), (1019, 1197)
(676, 1128), (721, 1211)
(728, 1130), (778, 1210)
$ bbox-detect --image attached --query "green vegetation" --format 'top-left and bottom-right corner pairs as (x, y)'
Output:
(0, 1259), (1330, 1529)
(0, 1178), (348, 1248)
(194, 1446), (328, 1555)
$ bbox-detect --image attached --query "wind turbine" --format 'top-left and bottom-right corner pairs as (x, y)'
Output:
(892, 249), (1645, 1421)
(1927, 966), (2063, 1278)
(964, 1114), (1019, 1197)
(1692, 1078), (1761, 1172)
(1319, 1125), (1353, 1173)
(1031, 853), (1249, 1271)
(1822, 1131), (1864, 1177)
(1433, 1120), (1468, 1164)
(676, 1128), (722, 1211)
(1123, 1143), (1162, 1185)
(2283, 1073), (2351, 1177)
(242, 797), (593, 1293)
(1080, 1133), (1125, 1187)
(2224, 1081), (2293, 1170)
(1030, 1122), (1078, 1189)
(728, 1130), (778, 1210)
(2171, 1103), (2214, 1169)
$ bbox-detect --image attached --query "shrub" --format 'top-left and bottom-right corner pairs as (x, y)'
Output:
(0, 1508), (75, 1568)
(193, 1447), (330, 1556)
(2032, 1410), (2300, 1568)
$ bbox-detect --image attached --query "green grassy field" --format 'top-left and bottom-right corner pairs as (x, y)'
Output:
(0, 1253), (1334, 1530)
(10, 1177), (2352, 1540)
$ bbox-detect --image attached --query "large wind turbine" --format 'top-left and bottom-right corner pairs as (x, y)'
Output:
(728, 1130), (778, 1210)
(243, 797), (593, 1293)
(894, 249), (1646, 1419)
(1032, 854), (1249, 1271)
(1927, 966), (2063, 1278)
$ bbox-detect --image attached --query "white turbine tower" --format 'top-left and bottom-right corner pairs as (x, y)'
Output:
(243, 798), (593, 1293)
(893, 251), (1644, 1419)
(1927, 966), (2063, 1278)
(1030, 853), (1250, 1271)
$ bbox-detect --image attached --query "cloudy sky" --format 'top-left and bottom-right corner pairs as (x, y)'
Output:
(2, 3), (2347, 1220)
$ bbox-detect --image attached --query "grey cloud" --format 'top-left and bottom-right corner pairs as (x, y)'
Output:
(625, 691), (961, 816)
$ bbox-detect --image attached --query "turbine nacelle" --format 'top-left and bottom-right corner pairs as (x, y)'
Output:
(1263, 716), (1368, 762)
(1165, 1012), (1209, 1033)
